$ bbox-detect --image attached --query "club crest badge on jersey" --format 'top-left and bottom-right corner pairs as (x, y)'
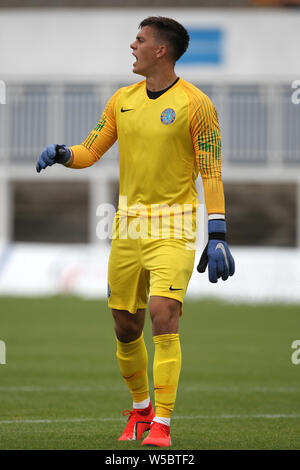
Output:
(160, 108), (176, 125)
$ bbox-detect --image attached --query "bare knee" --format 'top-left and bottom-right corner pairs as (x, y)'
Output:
(112, 308), (146, 343)
(149, 296), (181, 336)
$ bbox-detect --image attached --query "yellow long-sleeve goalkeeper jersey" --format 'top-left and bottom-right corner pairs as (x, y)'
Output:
(70, 78), (225, 217)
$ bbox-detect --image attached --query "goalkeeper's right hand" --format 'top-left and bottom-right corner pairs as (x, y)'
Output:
(36, 144), (71, 173)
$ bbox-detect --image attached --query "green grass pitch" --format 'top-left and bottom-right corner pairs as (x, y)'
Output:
(0, 296), (299, 450)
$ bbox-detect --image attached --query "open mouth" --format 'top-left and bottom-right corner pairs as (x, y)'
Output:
(132, 53), (138, 65)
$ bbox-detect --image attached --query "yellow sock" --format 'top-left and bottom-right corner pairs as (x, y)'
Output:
(153, 333), (182, 418)
(116, 333), (149, 404)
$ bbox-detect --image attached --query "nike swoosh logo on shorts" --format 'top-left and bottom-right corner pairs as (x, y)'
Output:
(121, 107), (134, 113)
(215, 242), (229, 270)
(169, 286), (183, 291)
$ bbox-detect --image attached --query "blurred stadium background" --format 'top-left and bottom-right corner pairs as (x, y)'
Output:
(0, 0), (300, 301)
(0, 0), (300, 450)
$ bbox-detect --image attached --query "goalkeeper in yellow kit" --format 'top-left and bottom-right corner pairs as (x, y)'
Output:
(36, 17), (235, 447)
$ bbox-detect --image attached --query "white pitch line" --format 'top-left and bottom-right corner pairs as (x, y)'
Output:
(0, 385), (124, 392)
(0, 417), (123, 425)
(0, 385), (299, 393)
(183, 385), (300, 393)
(0, 414), (300, 425)
(173, 414), (300, 420)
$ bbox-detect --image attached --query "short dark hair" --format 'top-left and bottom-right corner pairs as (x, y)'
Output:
(139, 16), (190, 63)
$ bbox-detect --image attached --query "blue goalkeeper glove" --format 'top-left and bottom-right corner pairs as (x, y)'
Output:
(197, 219), (235, 283)
(36, 144), (71, 173)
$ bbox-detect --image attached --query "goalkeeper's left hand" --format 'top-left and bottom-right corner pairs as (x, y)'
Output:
(197, 219), (235, 283)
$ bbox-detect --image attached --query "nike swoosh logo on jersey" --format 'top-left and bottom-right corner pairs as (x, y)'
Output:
(169, 285), (183, 291)
(215, 242), (229, 270)
(121, 107), (134, 113)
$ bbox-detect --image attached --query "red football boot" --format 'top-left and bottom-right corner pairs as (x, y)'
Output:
(118, 403), (155, 441)
(142, 421), (172, 447)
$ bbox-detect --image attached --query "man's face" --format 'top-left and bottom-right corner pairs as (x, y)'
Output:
(130, 26), (161, 76)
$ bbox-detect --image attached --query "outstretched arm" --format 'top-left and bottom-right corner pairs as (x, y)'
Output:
(36, 90), (120, 173)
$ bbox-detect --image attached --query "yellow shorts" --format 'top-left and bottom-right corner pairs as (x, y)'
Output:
(107, 215), (196, 314)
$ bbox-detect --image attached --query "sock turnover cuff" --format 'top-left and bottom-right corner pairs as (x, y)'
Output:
(153, 333), (179, 344)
